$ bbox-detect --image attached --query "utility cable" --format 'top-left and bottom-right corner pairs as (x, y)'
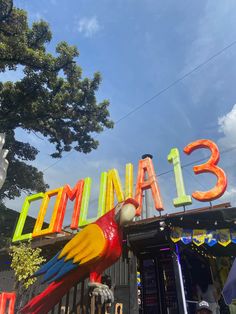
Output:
(42, 40), (236, 173)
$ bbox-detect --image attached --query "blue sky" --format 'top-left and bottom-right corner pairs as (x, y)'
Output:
(2, 0), (236, 225)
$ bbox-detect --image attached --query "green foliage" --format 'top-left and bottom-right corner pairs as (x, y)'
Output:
(0, 0), (113, 200)
(9, 241), (46, 289)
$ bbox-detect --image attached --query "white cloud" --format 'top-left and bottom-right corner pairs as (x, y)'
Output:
(218, 104), (236, 148)
(76, 17), (100, 37)
(220, 187), (236, 206)
(217, 105), (236, 207)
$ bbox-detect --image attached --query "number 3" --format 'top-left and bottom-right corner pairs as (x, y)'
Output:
(184, 139), (227, 202)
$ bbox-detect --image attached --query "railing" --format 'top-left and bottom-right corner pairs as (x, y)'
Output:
(48, 280), (88, 314)
(19, 257), (131, 314)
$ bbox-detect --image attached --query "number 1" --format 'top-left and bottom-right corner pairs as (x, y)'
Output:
(168, 148), (192, 207)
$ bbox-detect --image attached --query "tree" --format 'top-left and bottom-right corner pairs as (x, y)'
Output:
(0, 0), (113, 201)
(9, 241), (46, 310)
(9, 241), (46, 289)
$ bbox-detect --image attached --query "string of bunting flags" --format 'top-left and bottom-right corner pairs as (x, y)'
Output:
(170, 227), (236, 247)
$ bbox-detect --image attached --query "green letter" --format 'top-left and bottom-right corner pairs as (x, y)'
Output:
(12, 193), (44, 242)
(168, 148), (192, 207)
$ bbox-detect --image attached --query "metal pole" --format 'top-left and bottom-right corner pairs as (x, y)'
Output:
(141, 154), (153, 219)
(175, 244), (188, 314)
(128, 251), (139, 314)
(141, 192), (145, 220)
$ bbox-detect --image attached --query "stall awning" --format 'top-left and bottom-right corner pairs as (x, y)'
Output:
(125, 203), (236, 256)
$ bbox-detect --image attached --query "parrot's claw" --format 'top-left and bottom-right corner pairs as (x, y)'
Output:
(88, 282), (114, 304)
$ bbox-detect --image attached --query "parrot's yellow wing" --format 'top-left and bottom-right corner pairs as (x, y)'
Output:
(59, 224), (107, 265)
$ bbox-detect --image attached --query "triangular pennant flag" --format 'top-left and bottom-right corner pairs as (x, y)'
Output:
(193, 229), (206, 246)
(205, 230), (218, 247)
(218, 229), (231, 247)
(170, 227), (182, 243)
(181, 229), (192, 245)
(230, 229), (236, 244)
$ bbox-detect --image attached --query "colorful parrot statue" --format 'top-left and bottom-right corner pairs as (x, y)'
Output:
(21, 198), (139, 314)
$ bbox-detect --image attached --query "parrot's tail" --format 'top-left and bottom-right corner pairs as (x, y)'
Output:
(20, 268), (86, 314)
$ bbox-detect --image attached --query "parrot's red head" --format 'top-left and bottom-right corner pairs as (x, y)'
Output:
(115, 198), (139, 226)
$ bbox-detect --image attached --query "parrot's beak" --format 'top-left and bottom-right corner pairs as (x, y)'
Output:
(118, 198), (139, 226)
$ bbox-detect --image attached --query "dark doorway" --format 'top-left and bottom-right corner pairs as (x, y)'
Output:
(139, 247), (180, 314)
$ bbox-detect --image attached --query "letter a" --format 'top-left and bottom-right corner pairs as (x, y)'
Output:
(135, 157), (164, 215)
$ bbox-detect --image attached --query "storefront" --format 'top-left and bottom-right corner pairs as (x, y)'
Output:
(12, 202), (236, 314)
(125, 203), (236, 314)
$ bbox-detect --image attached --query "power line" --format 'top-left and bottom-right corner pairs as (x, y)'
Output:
(69, 145), (236, 208)
(43, 150), (74, 172)
(42, 39), (236, 173)
(115, 40), (236, 124)
(156, 145), (236, 178)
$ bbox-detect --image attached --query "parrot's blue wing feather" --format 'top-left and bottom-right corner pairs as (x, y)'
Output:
(42, 257), (66, 283)
(36, 251), (78, 284)
(47, 260), (78, 283)
(34, 252), (61, 276)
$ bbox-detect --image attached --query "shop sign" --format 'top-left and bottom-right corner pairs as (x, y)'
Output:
(12, 138), (228, 242)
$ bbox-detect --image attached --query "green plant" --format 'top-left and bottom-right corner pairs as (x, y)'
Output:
(9, 241), (46, 289)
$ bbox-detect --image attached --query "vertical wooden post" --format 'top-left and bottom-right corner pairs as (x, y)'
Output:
(77, 280), (85, 314)
(90, 295), (95, 314)
(97, 304), (102, 314)
(65, 292), (70, 314)
(115, 303), (123, 314)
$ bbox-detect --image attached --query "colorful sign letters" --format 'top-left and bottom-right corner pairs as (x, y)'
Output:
(12, 139), (228, 242)
(184, 139), (227, 202)
(13, 160), (153, 241)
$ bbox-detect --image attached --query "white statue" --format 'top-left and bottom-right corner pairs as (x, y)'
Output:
(0, 133), (8, 189)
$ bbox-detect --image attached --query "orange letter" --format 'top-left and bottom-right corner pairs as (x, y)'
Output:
(184, 139), (227, 201)
(32, 187), (64, 237)
(56, 180), (84, 230)
(0, 293), (16, 314)
(135, 157), (164, 215)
